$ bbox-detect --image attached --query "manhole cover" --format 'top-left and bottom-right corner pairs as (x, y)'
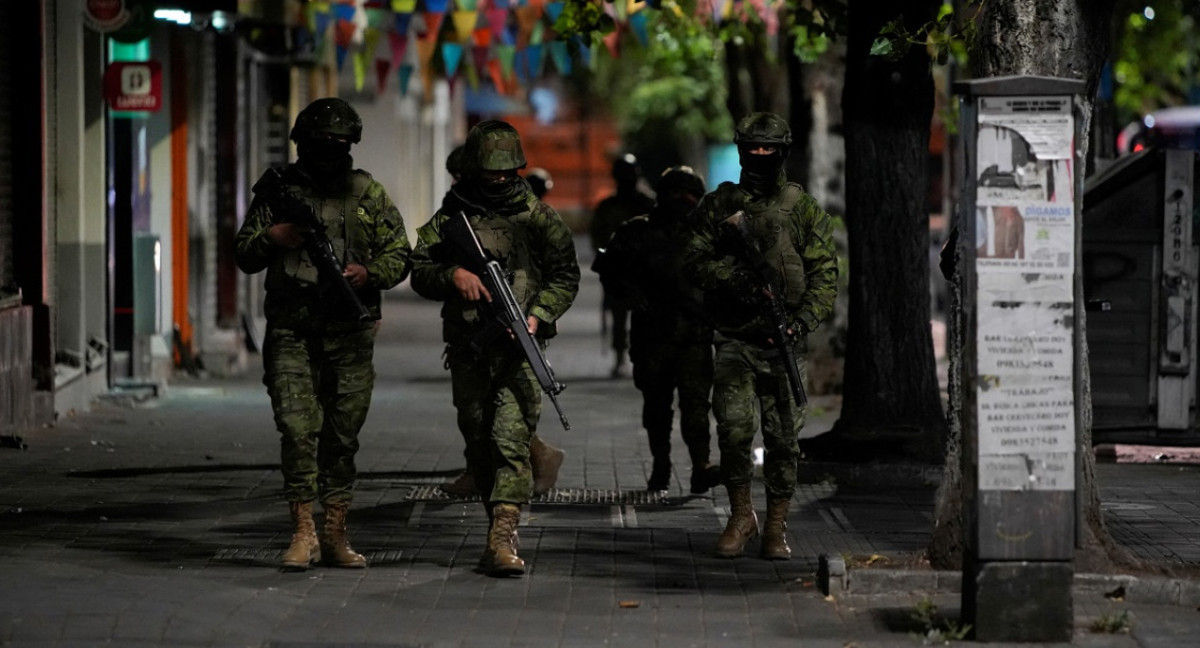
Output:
(405, 486), (672, 505)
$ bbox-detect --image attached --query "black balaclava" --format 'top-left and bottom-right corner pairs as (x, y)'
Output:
(297, 137), (353, 187)
(738, 147), (786, 197)
(477, 171), (526, 203)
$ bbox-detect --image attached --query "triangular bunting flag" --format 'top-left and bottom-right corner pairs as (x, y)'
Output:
(603, 29), (619, 58)
(389, 31), (410, 64)
(394, 11), (414, 34)
(455, 0), (479, 10)
(472, 27), (491, 48)
(376, 57), (391, 92)
(526, 43), (546, 79)
(548, 40), (570, 75)
(487, 59), (506, 93)
(420, 11), (445, 40)
(365, 6), (388, 29)
(363, 26), (382, 58)
(353, 48), (368, 91)
(398, 63), (414, 96)
(484, 7), (508, 41)
(442, 42), (465, 77)
(629, 11), (648, 46)
(452, 10), (478, 42)
(514, 5), (541, 46)
(336, 45), (349, 71)
(471, 44), (490, 71)
(530, 21), (544, 46)
(333, 2), (356, 22)
(494, 44), (516, 80)
(391, 0), (417, 12)
(464, 58), (480, 91)
(573, 36), (592, 69)
(313, 10), (333, 53)
(513, 48), (529, 84)
(416, 33), (438, 67)
(334, 19), (356, 48)
(424, 0), (450, 13)
(544, 2), (564, 23)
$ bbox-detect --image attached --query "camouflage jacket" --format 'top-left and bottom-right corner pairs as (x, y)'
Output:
(683, 179), (838, 345)
(410, 186), (581, 344)
(235, 164), (412, 328)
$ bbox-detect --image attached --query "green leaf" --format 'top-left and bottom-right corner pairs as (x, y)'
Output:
(870, 37), (894, 57)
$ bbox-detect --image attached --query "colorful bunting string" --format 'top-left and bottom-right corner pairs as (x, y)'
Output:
(312, 0), (787, 99)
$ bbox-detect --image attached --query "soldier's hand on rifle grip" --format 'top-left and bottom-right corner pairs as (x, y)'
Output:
(526, 315), (539, 336)
(343, 262), (369, 288)
(267, 223), (306, 249)
(452, 267), (493, 303)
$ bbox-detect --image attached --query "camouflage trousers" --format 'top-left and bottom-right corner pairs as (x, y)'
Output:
(262, 323), (376, 504)
(711, 337), (808, 500)
(632, 337), (714, 466)
(447, 343), (542, 504)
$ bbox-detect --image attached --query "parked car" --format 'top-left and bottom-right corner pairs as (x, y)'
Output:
(1117, 105), (1200, 154)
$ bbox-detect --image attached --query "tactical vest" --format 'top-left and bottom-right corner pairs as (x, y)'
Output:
(458, 199), (539, 323)
(706, 181), (808, 340)
(738, 182), (808, 310)
(282, 172), (373, 286)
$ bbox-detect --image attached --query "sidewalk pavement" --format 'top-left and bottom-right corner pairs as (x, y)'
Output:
(3, 238), (1200, 647)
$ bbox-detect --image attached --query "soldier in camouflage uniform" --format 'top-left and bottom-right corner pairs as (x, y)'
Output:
(436, 147), (567, 500)
(684, 112), (838, 560)
(590, 154), (656, 378)
(235, 98), (412, 571)
(595, 166), (721, 494)
(410, 121), (580, 577)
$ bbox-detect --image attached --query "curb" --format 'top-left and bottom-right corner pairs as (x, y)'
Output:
(817, 555), (1200, 607)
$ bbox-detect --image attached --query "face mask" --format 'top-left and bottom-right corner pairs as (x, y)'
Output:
(473, 169), (526, 203)
(298, 138), (352, 177)
(739, 150), (785, 176)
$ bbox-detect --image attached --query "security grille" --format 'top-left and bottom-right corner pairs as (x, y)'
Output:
(405, 486), (673, 505)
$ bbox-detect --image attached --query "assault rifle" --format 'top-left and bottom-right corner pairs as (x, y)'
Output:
(722, 210), (808, 407)
(253, 167), (373, 323)
(443, 211), (571, 430)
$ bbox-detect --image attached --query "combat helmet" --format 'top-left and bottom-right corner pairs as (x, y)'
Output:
(733, 112), (792, 153)
(656, 165), (706, 199)
(462, 120), (527, 175)
(290, 97), (363, 144)
(446, 144), (465, 180)
(526, 167), (553, 198)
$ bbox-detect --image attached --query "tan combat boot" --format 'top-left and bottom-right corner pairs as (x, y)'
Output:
(484, 503), (525, 577)
(760, 497), (792, 560)
(531, 436), (565, 496)
(280, 501), (321, 571)
(715, 483), (759, 558)
(321, 500), (367, 568)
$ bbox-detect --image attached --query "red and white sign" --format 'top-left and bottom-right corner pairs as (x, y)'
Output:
(104, 61), (163, 112)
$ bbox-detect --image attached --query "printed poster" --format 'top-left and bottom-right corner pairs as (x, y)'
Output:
(974, 96), (1077, 492)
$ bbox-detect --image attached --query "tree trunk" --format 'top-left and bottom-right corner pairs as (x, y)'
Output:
(929, 0), (1142, 571)
(815, 0), (948, 464)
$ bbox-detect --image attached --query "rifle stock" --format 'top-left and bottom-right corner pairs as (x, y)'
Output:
(254, 168), (373, 323)
(444, 211), (571, 430)
(723, 210), (808, 407)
